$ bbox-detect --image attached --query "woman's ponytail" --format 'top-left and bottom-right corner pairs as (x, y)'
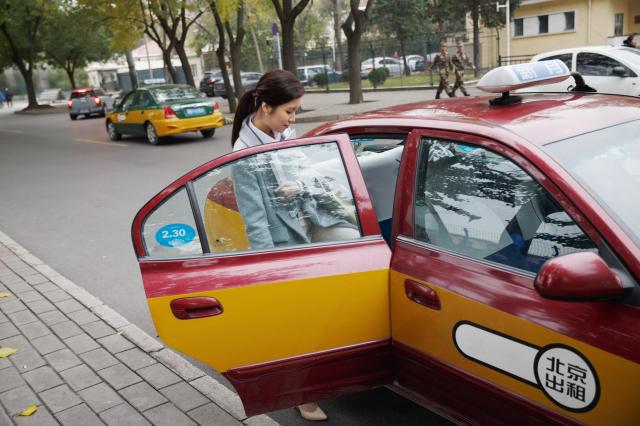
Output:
(231, 89), (257, 147)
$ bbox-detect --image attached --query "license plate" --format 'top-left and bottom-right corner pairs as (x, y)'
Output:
(185, 107), (205, 117)
(80, 109), (89, 113)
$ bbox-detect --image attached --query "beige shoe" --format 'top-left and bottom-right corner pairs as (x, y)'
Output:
(296, 403), (328, 421)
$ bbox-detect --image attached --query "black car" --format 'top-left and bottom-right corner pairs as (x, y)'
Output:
(199, 70), (222, 97)
(213, 72), (262, 98)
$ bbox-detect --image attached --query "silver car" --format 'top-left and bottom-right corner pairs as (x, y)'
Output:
(67, 88), (108, 120)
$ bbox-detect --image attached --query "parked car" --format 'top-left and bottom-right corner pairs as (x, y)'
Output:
(213, 72), (262, 98)
(527, 46), (640, 96)
(199, 69), (222, 97)
(403, 54), (425, 71)
(361, 57), (406, 77)
(297, 65), (341, 86)
(105, 84), (224, 145)
(67, 88), (108, 120)
(130, 62), (640, 424)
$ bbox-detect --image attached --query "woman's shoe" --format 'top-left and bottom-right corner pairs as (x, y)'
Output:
(296, 403), (328, 421)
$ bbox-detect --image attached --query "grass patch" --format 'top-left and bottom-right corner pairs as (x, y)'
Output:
(308, 71), (484, 91)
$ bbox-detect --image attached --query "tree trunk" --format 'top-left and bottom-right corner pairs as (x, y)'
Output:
(346, 33), (362, 104)
(209, 1), (236, 112)
(162, 49), (178, 83)
(125, 50), (138, 90)
(281, 18), (296, 73)
(175, 43), (195, 86)
(332, 0), (343, 71)
(400, 38), (410, 76)
(226, 6), (246, 100)
(22, 68), (38, 108)
(250, 25), (264, 73)
(472, 1), (480, 77)
(65, 68), (77, 89)
(229, 43), (244, 98)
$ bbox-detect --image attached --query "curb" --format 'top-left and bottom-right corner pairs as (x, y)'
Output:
(14, 105), (67, 115)
(0, 229), (279, 425)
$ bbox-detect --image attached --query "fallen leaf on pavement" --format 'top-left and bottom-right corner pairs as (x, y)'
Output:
(0, 347), (17, 358)
(0, 291), (12, 298)
(19, 405), (37, 416)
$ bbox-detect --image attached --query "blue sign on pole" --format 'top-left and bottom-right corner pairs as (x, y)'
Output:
(272, 23), (279, 35)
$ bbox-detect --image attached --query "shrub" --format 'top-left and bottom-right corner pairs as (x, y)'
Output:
(313, 72), (328, 87)
(340, 70), (349, 82)
(368, 67), (389, 86)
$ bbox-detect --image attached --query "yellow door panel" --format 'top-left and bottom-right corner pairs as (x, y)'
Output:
(149, 269), (390, 372)
(390, 270), (640, 425)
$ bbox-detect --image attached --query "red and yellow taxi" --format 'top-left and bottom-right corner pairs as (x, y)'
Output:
(106, 84), (224, 145)
(131, 62), (640, 424)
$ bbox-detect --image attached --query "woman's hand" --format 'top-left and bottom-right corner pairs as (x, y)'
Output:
(275, 181), (302, 199)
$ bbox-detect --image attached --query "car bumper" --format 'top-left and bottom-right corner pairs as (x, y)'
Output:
(154, 112), (225, 137)
(70, 106), (103, 115)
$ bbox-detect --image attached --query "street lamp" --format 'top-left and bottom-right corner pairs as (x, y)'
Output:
(496, 1), (510, 65)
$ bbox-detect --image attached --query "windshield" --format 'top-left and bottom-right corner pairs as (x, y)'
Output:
(616, 48), (640, 65)
(545, 120), (640, 247)
(150, 86), (201, 102)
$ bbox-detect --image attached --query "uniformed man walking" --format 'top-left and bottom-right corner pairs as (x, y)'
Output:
(431, 42), (454, 99)
(451, 41), (475, 97)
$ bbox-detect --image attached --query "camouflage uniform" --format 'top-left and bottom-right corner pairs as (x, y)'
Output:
(451, 50), (474, 96)
(431, 53), (453, 99)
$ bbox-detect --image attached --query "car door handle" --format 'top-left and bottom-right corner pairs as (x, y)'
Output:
(170, 297), (223, 320)
(404, 280), (441, 310)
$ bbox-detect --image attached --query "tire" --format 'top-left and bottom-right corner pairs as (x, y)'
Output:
(69, 114), (77, 121)
(200, 128), (215, 138)
(145, 122), (160, 145)
(106, 120), (121, 141)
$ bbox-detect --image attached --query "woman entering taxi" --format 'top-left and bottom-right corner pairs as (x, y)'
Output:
(230, 69), (359, 421)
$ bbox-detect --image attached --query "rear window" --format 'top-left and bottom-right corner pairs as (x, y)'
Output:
(149, 86), (201, 102)
(71, 90), (95, 98)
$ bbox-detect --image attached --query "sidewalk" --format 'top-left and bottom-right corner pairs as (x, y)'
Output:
(0, 230), (277, 426)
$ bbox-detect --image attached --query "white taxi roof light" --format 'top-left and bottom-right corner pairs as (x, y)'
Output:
(477, 60), (570, 94)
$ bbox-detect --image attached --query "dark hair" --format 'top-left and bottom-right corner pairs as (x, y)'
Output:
(231, 69), (304, 147)
(623, 33), (637, 47)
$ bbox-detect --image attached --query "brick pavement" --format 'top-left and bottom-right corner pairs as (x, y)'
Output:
(0, 231), (278, 426)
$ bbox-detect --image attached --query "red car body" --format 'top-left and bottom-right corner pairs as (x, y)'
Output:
(133, 92), (640, 425)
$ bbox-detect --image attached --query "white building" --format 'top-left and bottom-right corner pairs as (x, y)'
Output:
(86, 39), (205, 91)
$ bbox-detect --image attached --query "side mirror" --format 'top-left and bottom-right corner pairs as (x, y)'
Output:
(534, 252), (623, 301)
(612, 66), (628, 77)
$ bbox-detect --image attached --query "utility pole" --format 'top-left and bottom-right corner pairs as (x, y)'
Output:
(272, 23), (282, 69)
(496, 1), (510, 65)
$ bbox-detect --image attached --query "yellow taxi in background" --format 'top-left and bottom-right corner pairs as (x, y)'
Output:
(106, 84), (225, 145)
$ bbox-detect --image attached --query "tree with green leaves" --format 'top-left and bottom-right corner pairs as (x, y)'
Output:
(0, 0), (58, 109)
(43, 2), (114, 88)
(372, 0), (428, 76)
(270, 0), (311, 73)
(342, 0), (374, 104)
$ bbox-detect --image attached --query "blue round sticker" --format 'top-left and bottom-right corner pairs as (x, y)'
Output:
(458, 145), (479, 153)
(155, 224), (196, 248)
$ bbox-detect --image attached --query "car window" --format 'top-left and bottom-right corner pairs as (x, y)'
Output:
(71, 91), (94, 99)
(576, 52), (634, 77)
(131, 91), (153, 107)
(142, 187), (202, 258)
(414, 138), (597, 274)
(539, 53), (573, 70)
(120, 92), (136, 110)
(192, 142), (361, 254)
(150, 86), (201, 102)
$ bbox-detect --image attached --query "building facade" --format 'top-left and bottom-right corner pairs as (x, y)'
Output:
(472, 0), (640, 69)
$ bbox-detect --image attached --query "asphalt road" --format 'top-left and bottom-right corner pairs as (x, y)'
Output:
(0, 106), (451, 425)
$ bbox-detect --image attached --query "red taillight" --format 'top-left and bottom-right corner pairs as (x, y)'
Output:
(67, 100), (72, 108)
(213, 102), (219, 112)
(207, 78), (216, 84)
(163, 106), (177, 119)
(93, 97), (101, 106)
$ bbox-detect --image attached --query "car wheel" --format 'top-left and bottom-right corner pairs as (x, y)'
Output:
(200, 128), (215, 138)
(69, 114), (77, 121)
(106, 120), (121, 141)
(145, 122), (160, 145)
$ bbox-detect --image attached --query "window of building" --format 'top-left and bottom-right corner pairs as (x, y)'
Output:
(615, 13), (624, 36)
(514, 10), (576, 37)
(514, 18), (524, 37)
(538, 15), (549, 34)
(413, 139), (597, 274)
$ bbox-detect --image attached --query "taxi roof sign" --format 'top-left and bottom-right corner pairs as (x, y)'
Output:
(477, 60), (570, 94)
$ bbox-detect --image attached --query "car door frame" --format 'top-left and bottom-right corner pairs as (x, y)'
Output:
(388, 127), (640, 424)
(112, 91), (136, 134)
(132, 133), (394, 416)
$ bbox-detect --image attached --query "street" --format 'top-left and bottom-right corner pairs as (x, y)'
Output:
(0, 106), (451, 425)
